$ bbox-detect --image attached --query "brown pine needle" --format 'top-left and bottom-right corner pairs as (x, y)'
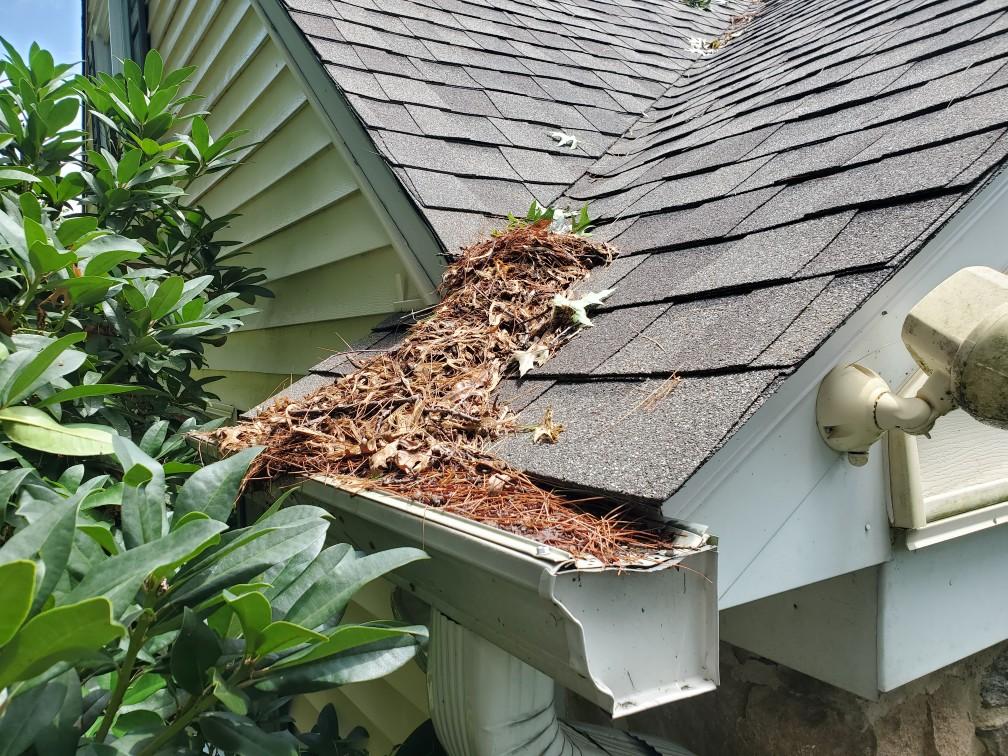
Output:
(213, 222), (687, 564)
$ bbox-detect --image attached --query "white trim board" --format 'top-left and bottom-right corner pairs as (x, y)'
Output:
(665, 168), (1008, 609)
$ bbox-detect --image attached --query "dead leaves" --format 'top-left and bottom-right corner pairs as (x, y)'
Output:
(552, 288), (614, 327)
(531, 407), (564, 444)
(512, 342), (550, 377)
(209, 222), (692, 564)
(369, 438), (433, 474)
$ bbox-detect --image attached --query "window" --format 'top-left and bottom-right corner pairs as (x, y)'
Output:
(83, 0), (149, 149)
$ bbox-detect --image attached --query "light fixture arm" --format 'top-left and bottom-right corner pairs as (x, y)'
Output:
(816, 267), (1008, 466)
(874, 372), (955, 435)
(815, 366), (955, 466)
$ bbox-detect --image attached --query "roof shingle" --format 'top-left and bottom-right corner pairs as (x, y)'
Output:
(283, 0), (1008, 503)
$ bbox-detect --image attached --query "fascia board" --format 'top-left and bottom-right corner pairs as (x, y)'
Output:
(249, 0), (443, 302)
(664, 167), (1008, 609)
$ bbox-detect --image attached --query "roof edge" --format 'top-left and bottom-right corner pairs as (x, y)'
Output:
(250, 0), (445, 300)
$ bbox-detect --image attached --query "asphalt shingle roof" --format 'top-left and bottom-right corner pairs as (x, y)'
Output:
(279, 0), (1008, 503)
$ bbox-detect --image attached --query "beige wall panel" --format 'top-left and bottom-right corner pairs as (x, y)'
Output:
(198, 106), (330, 218)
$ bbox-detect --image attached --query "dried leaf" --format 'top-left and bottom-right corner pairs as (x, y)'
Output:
(512, 343), (550, 377)
(531, 407), (564, 444)
(394, 449), (430, 474)
(369, 440), (399, 470)
(552, 288), (615, 327)
(487, 473), (511, 491)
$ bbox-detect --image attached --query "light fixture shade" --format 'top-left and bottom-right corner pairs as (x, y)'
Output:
(953, 304), (1008, 430)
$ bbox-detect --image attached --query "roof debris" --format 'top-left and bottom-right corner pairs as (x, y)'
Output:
(214, 221), (687, 563)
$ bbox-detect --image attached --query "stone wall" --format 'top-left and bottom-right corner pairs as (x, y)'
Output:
(567, 642), (1008, 755)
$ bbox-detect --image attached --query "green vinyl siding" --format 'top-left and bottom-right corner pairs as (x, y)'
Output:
(119, 0), (435, 741)
(88, 0), (435, 739)
(136, 0), (430, 414)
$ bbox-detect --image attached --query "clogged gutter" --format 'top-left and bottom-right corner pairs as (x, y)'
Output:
(212, 220), (683, 564)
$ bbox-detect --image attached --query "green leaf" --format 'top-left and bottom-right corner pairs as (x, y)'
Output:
(163, 461), (200, 475)
(34, 383), (135, 408)
(169, 505), (327, 588)
(138, 419), (169, 457)
(174, 446), (263, 522)
(64, 517), (227, 616)
(0, 597), (124, 689)
(0, 560), (35, 646)
(0, 168), (39, 186)
(161, 64), (196, 89)
(254, 621), (326, 657)
(3, 332), (86, 406)
(255, 633), (422, 695)
(0, 490), (79, 614)
(254, 485), (302, 526)
(123, 672), (166, 705)
(0, 668), (80, 756)
(111, 709), (163, 737)
(28, 241), (75, 275)
(0, 406), (115, 456)
(199, 712), (299, 756)
(52, 275), (115, 304)
(28, 47), (54, 84)
(272, 624), (426, 670)
(116, 148), (142, 184)
(269, 543), (351, 613)
(286, 548), (428, 630)
(211, 668), (249, 715)
(55, 215), (98, 246)
(0, 467), (31, 523)
(147, 275), (184, 321)
(74, 233), (145, 259)
(79, 523), (118, 555)
(114, 436), (167, 548)
(83, 249), (140, 275)
(44, 97), (78, 131)
(143, 49), (163, 89)
(190, 116), (210, 155)
(170, 608), (221, 695)
(224, 589), (271, 649)
(22, 217), (45, 249)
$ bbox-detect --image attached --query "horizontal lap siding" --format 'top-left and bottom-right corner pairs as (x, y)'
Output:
(148, 0), (419, 412)
(144, 2), (431, 743)
(88, 0), (430, 741)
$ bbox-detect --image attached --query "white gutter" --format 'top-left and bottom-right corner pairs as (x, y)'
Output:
(299, 477), (719, 718)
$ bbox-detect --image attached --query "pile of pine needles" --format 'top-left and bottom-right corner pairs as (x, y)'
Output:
(213, 221), (683, 564)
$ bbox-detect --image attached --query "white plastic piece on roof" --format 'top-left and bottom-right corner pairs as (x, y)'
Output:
(687, 37), (715, 55)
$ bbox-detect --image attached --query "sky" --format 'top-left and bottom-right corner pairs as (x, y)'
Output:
(2, 0), (82, 70)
